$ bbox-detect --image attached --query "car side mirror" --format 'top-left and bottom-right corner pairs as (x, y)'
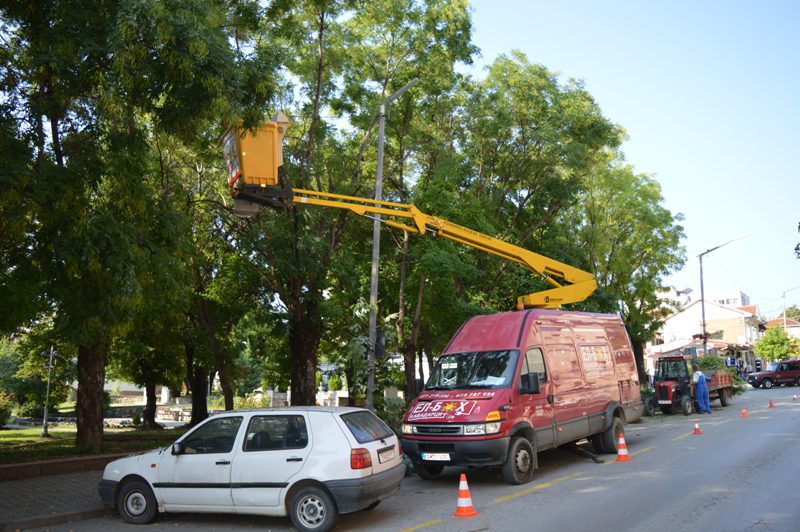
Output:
(171, 442), (184, 455)
(521, 373), (540, 394)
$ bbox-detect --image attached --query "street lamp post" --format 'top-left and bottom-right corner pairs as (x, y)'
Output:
(366, 78), (418, 412)
(41, 346), (56, 438)
(698, 235), (747, 356)
(783, 287), (799, 328)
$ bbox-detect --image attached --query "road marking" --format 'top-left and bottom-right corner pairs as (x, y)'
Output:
(672, 432), (691, 442)
(493, 472), (583, 503)
(398, 519), (444, 532)
(599, 446), (654, 464)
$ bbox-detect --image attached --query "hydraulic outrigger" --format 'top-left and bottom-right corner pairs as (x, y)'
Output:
(223, 116), (597, 309)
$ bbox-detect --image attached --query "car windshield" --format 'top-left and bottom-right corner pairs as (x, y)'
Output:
(766, 362), (779, 372)
(426, 350), (519, 390)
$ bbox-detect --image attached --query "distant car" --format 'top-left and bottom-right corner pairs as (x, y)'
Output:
(747, 359), (800, 389)
(98, 407), (404, 532)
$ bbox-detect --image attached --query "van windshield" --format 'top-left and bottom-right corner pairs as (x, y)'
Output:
(426, 350), (519, 390)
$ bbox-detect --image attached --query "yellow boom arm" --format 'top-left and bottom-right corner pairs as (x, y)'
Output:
(225, 119), (596, 309)
(289, 189), (596, 309)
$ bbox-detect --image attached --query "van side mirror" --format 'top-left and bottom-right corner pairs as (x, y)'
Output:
(521, 373), (540, 394)
(171, 442), (184, 455)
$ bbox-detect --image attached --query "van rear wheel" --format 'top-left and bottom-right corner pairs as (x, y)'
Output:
(502, 437), (535, 485)
(600, 417), (623, 454)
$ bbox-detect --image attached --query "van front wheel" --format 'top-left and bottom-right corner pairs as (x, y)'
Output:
(413, 461), (444, 480)
(502, 437), (535, 485)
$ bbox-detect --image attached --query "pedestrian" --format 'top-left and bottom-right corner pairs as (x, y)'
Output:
(693, 367), (711, 414)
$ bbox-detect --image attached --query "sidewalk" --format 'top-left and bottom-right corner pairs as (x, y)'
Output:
(0, 470), (112, 531)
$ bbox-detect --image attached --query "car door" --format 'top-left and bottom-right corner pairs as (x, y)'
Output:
(157, 415), (244, 509)
(231, 413), (312, 508)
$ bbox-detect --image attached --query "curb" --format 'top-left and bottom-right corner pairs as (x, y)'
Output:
(0, 507), (114, 532)
(0, 454), (128, 482)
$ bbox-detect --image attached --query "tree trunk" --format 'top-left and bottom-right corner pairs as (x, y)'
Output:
(403, 271), (426, 400)
(422, 326), (435, 375)
(142, 373), (161, 430)
(185, 342), (208, 426)
(288, 305), (323, 406)
(632, 340), (647, 387)
(76, 343), (106, 453)
(196, 300), (234, 410)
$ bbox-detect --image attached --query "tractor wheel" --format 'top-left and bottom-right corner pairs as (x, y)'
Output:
(644, 397), (657, 417)
(680, 395), (693, 416)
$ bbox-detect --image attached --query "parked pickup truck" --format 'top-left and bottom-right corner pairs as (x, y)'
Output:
(648, 355), (734, 415)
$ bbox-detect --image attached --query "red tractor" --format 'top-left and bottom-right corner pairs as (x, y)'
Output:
(646, 355), (734, 415)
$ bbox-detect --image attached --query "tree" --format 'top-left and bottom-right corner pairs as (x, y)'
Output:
(1, 0), (278, 450)
(755, 327), (798, 361)
(558, 156), (686, 383)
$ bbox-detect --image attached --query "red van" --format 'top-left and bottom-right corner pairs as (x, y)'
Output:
(400, 309), (642, 484)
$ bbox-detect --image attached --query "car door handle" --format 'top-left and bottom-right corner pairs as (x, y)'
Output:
(547, 394), (554, 405)
(286, 457), (303, 462)
(215, 460), (231, 465)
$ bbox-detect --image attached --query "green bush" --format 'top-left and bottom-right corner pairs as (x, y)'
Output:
(375, 397), (408, 433)
(328, 374), (342, 391)
(0, 392), (15, 427)
(16, 400), (43, 418)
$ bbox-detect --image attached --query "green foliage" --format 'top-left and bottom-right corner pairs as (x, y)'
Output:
(328, 374), (342, 391)
(755, 327), (796, 361)
(131, 411), (142, 429)
(694, 355), (746, 396)
(0, 392), (16, 426)
(375, 397), (409, 433)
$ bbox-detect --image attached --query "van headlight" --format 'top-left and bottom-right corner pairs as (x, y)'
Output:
(401, 423), (413, 434)
(463, 422), (502, 435)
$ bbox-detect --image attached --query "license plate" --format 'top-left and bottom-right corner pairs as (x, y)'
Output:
(421, 452), (450, 461)
(378, 447), (396, 463)
(657, 400), (671, 405)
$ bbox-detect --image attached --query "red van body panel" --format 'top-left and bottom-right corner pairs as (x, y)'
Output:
(401, 309), (642, 475)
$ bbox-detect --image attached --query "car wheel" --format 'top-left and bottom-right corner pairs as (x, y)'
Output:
(600, 417), (624, 454)
(117, 479), (157, 525)
(412, 461), (444, 480)
(502, 437), (535, 485)
(763, 378), (773, 389)
(289, 486), (338, 532)
(680, 395), (693, 416)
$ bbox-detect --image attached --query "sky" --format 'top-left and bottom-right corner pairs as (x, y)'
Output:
(467, 0), (800, 319)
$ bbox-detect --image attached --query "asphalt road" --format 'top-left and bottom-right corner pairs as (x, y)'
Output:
(33, 386), (800, 532)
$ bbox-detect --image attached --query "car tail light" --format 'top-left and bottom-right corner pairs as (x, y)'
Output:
(350, 448), (372, 469)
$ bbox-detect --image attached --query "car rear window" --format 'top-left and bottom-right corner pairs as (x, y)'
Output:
(341, 411), (394, 444)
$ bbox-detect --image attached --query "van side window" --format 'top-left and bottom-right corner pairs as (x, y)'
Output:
(524, 348), (547, 384)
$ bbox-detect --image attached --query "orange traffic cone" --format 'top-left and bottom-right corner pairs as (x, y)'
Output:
(693, 421), (702, 435)
(769, 399), (774, 408)
(741, 406), (748, 418)
(452, 473), (479, 518)
(615, 433), (630, 462)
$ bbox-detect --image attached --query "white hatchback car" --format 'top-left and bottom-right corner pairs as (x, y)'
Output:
(98, 407), (405, 531)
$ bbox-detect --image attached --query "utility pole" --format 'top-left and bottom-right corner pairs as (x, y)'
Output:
(783, 287), (798, 329)
(367, 78), (418, 412)
(698, 234), (748, 356)
(41, 346), (55, 438)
